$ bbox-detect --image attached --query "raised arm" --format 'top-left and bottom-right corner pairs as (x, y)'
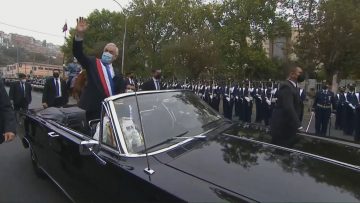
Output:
(72, 17), (91, 70)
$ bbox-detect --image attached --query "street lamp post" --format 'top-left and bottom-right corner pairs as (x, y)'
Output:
(113, 0), (127, 75)
(242, 63), (248, 79)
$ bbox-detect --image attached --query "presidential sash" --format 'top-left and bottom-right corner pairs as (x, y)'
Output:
(96, 59), (114, 97)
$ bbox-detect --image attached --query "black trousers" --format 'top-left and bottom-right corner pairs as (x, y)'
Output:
(355, 108), (360, 141)
(223, 98), (234, 120)
(13, 100), (29, 111)
(315, 107), (331, 136)
(234, 99), (241, 117)
(262, 103), (272, 126)
(344, 106), (356, 135)
(335, 105), (344, 129)
(242, 101), (252, 123)
(255, 98), (263, 123)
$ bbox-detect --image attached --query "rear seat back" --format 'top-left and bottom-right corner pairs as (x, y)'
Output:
(37, 107), (86, 132)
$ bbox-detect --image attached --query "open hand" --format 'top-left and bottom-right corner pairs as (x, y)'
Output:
(76, 17), (88, 38)
(4, 132), (15, 142)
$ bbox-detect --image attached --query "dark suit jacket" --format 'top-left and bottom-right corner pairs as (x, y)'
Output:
(9, 81), (32, 106)
(271, 80), (302, 139)
(0, 80), (16, 143)
(141, 79), (163, 91)
(42, 77), (69, 107)
(73, 39), (125, 114)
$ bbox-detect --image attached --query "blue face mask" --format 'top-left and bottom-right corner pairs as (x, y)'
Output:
(101, 52), (113, 64)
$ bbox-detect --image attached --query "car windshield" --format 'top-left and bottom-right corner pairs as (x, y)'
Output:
(112, 91), (222, 154)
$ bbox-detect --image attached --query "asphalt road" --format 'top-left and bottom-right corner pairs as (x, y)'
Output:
(0, 87), (70, 203)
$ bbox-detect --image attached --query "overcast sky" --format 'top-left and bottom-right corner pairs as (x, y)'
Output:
(0, 0), (130, 45)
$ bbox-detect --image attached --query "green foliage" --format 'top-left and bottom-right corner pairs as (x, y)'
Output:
(280, 0), (360, 81)
(56, 0), (360, 81)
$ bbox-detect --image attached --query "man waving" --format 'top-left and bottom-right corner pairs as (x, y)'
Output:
(73, 17), (125, 121)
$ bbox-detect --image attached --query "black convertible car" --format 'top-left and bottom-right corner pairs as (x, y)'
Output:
(22, 90), (360, 202)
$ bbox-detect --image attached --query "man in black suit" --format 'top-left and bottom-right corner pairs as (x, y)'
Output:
(270, 64), (304, 147)
(9, 73), (32, 111)
(141, 69), (162, 91)
(0, 79), (16, 144)
(124, 71), (138, 92)
(73, 17), (125, 121)
(42, 70), (69, 108)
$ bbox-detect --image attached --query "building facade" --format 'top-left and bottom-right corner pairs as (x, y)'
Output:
(0, 62), (63, 79)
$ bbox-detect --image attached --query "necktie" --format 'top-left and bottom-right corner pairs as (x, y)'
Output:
(55, 79), (60, 97)
(156, 80), (160, 90)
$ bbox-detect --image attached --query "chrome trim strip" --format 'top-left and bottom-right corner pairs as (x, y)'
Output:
(223, 133), (360, 171)
(124, 127), (217, 157)
(38, 166), (75, 203)
(47, 120), (87, 140)
(124, 138), (195, 158)
(104, 89), (189, 102)
(99, 102), (121, 155)
(101, 143), (121, 154)
(297, 132), (360, 148)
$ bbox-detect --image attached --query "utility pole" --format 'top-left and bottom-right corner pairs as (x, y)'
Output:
(113, 0), (127, 75)
(16, 46), (19, 76)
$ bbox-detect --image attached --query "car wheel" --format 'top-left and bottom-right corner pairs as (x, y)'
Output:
(30, 148), (47, 179)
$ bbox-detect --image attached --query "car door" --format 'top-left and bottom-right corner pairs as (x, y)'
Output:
(36, 108), (144, 202)
(26, 116), (50, 172)
(37, 119), (87, 202)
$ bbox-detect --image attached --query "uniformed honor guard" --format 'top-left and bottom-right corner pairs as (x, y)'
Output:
(233, 83), (241, 117)
(262, 84), (273, 126)
(209, 83), (220, 112)
(312, 82), (336, 136)
(335, 87), (347, 130)
(223, 82), (234, 120)
(254, 83), (263, 123)
(242, 81), (253, 123)
(344, 84), (359, 138)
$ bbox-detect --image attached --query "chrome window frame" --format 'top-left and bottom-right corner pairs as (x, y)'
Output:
(100, 102), (123, 154)
(105, 89), (221, 157)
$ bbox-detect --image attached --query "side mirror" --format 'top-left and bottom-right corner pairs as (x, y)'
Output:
(79, 140), (99, 155)
(79, 140), (106, 165)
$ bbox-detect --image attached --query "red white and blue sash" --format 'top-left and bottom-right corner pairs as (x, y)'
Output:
(96, 59), (114, 97)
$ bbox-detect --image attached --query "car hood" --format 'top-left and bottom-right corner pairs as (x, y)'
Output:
(160, 133), (360, 202)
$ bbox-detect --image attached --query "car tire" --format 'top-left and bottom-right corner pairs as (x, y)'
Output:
(30, 148), (47, 179)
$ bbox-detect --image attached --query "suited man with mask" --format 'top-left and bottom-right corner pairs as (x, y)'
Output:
(42, 70), (68, 108)
(73, 17), (125, 121)
(270, 64), (304, 147)
(9, 73), (32, 111)
(141, 69), (163, 91)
